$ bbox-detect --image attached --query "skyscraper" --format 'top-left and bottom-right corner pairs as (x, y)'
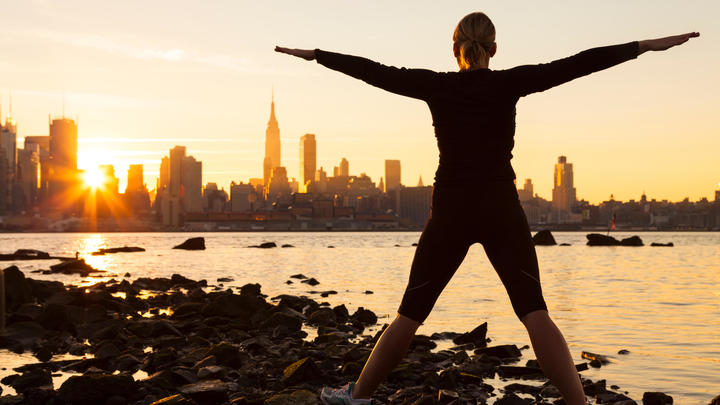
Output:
(24, 136), (50, 201)
(518, 178), (534, 201)
(264, 92), (281, 185)
(1, 114), (17, 212)
(161, 146), (203, 226)
(299, 133), (316, 192)
(182, 156), (203, 213)
(552, 156), (576, 211)
(48, 116), (79, 201)
(126, 164), (144, 193)
(334, 157), (349, 177)
(16, 145), (40, 208)
(385, 159), (401, 192)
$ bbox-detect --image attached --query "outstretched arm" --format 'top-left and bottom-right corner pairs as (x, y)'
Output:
(504, 32), (699, 98)
(275, 46), (439, 100)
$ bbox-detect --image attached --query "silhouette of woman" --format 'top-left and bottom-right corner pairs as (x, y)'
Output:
(276, 12), (698, 405)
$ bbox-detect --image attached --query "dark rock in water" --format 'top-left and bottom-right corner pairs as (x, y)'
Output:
(430, 331), (462, 341)
(708, 394), (720, 405)
(49, 259), (103, 276)
(497, 366), (544, 379)
(301, 277), (320, 286)
(173, 237), (206, 250)
(178, 380), (228, 404)
(597, 392), (634, 403)
(257, 242), (277, 248)
(289, 274), (307, 279)
(559, 243), (571, 246)
(412, 243), (418, 246)
(0, 321), (48, 350)
(320, 290), (337, 298)
(474, 344), (521, 359)
(642, 392), (674, 405)
(281, 244), (294, 248)
(327, 245), (334, 248)
(582, 379), (606, 396)
(532, 230), (557, 246)
(504, 382), (541, 395)
(586, 233), (621, 246)
(2, 266), (33, 310)
(308, 307), (337, 326)
(495, 393), (534, 404)
(651, 242), (674, 247)
(589, 359), (602, 368)
(351, 307), (377, 325)
(620, 236), (644, 246)
(217, 277), (234, 282)
(261, 312), (302, 332)
(282, 357), (323, 385)
(0, 249), (51, 260)
(364, 290), (374, 294)
(58, 374), (137, 403)
(452, 322), (488, 346)
(9, 369), (52, 393)
(91, 246), (145, 255)
(581, 351), (612, 364)
(618, 349), (630, 355)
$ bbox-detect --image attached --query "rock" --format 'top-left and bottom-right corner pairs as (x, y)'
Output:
(364, 290), (373, 294)
(289, 274), (307, 279)
(586, 234), (621, 246)
(495, 393), (533, 404)
(178, 380), (228, 404)
(264, 389), (318, 405)
(474, 344), (521, 359)
(320, 290), (337, 298)
(282, 357), (323, 385)
(642, 392), (673, 404)
(496, 366), (544, 379)
(149, 394), (198, 404)
(709, 394), (720, 405)
(651, 242), (674, 247)
(94, 341), (121, 360)
(58, 374), (137, 403)
(281, 244), (294, 248)
(10, 249), (51, 259)
(261, 312), (303, 332)
(2, 266), (33, 310)
(559, 243), (571, 246)
(532, 230), (557, 245)
(198, 365), (226, 379)
(452, 322), (488, 346)
(582, 379), (606, 396)
(620, 236), (644, 246)
(49, 259), (103, 276)
(9, 369), (52, 393)
(173, 237), (206, 250)
(351, 307), (377, 325)
(258, 242), (277, 248)
(217, 277), (234, 282)
(302, 277), (320, 286)
(0, 321), (49, 350)
(91, 246), (145, 255)
(504, 383), (541, 395)
(581, 351), (611, 364)
(206, 342), (247, 367)
(618, 349), (630, 354)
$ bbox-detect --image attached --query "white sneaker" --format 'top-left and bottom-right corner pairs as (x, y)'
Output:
(320, 382), (371, 405)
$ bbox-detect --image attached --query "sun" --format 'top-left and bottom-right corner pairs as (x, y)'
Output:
(83, 167), (104, 189)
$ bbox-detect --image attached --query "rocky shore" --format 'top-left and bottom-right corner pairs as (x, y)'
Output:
(0, 265), (696, 405)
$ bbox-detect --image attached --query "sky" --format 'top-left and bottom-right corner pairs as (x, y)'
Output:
(1, 0), (718, 203)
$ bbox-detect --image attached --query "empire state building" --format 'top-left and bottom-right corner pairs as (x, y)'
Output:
(263, 93), (281, 185)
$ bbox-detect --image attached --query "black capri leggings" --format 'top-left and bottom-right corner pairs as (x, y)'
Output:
(397, 182), (548, 323)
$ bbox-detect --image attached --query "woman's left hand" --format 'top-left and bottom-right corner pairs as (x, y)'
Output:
(275, 46), (316, 61)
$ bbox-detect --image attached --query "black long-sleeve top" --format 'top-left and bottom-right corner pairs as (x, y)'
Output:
(315, 41), (639, 186)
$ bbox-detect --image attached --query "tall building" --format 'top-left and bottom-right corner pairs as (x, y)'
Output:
(398, 185), (433, 227)
(333, 157), (349, 177)
(126, 164), (144, 193)
(48, 116), (79, 203)
(160, 146), (202, 226)
(518, 178), (534, 201)
(266, 166), (290, 200)
(552, 156), (576, 211)
(1, 115), (17, 212)
(264, 92), (281, 185)
(0, 146), (7, 215)
(299, 133), (316, 192)
(230, 182), (254, 212)
(24, 136), (50, 201)
(385, 159), (401, 192)
(16, 145), (40, 209)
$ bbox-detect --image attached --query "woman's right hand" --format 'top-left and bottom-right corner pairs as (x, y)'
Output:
(638, 32), (699, 54)
(275, 46), (316, 61)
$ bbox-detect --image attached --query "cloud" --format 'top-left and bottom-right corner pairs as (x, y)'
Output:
(23, 29), (254, 72)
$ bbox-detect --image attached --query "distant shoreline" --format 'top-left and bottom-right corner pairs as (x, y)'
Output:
(0, 229), (718, 234)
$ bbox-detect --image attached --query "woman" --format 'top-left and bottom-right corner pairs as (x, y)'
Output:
(276, 12), (698, 405)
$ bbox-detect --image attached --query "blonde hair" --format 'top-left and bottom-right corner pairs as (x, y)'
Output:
(453, 12), (496, 70)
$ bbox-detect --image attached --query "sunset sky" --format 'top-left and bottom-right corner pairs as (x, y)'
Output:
(1, 1), (718, 203)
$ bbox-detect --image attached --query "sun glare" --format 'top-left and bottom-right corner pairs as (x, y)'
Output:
(83, 167), (104, 189)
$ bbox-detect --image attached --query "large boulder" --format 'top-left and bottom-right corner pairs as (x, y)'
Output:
(2, 266), (33, 310)
(173, 237), (206, 250)
(0, 321), (49, 350)
(49, 259), (103, 276)
(452, 322), (488, 346)
(58, 374), (137, 403)
(642, 392), (673, 405)
(532, 230), (557, 246)
(620, 236), (644, 246)
(586, 234), (621, 246)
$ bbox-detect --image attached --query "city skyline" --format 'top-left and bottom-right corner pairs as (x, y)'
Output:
(1, 1), (718, 203)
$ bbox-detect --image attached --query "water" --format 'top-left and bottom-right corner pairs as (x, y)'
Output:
(0, 232), (718, 404)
